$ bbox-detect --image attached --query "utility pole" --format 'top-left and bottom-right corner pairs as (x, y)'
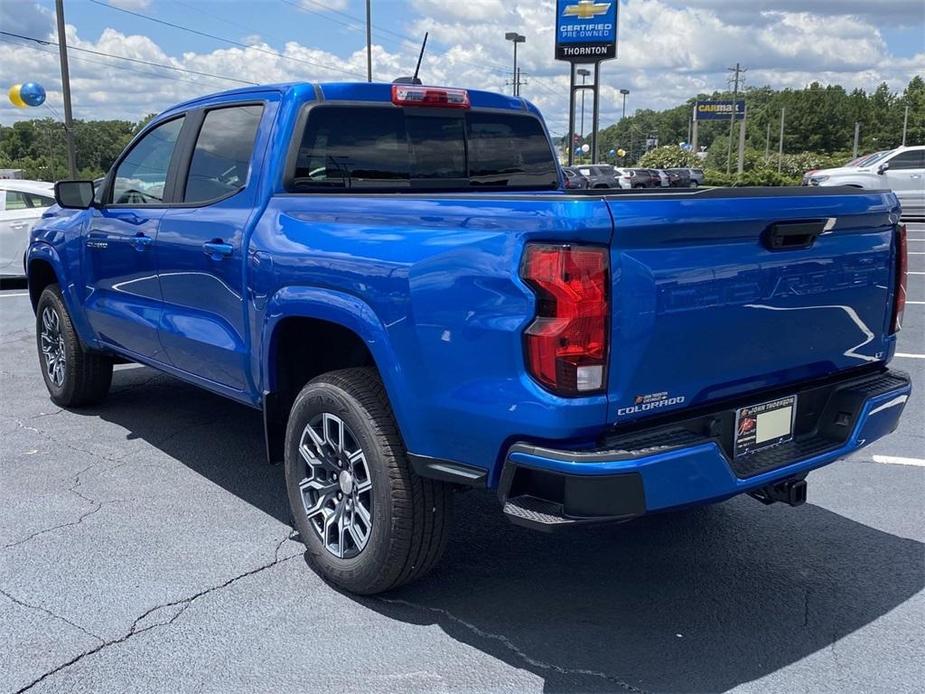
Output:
(577, 68), (590, 140)
(591, 62), (600, 164)
(777, 106), (786, 173)
(691, 104), (698, 154)
(765, 120), (771, 159)
(55, 0), (77, 179)
(365, 0), (372, 82)
(902, 105), (909, 146)
(726, 62), (745, 175)
(620, 88), (629, 120)
(853, 122), (860, 158)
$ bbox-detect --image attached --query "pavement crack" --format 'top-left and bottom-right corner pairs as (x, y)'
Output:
(1, 465), (125, 551)
(378, 598), (649, 693)
(0, 587), (104, 645)
(14, 531), (301, 693)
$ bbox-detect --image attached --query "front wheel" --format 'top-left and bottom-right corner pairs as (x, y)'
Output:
(284, 368), (452, 594)
(35, 284), (113, 407)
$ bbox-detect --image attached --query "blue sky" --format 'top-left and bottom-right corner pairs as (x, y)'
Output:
(2, 0), (923, 135)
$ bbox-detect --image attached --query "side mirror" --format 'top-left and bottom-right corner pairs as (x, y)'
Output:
(54, 180), (96, 209)
(877, 163), (890, 175)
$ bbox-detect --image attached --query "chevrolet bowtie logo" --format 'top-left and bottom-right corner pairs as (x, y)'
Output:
(562, 0), (612, 20)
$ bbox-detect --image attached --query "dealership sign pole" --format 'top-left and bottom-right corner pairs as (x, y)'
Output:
(556, 0), (618, 166)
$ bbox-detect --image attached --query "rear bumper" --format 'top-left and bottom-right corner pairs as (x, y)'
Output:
(499, 369), (911, 529)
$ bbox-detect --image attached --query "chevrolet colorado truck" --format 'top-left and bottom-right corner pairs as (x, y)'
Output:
(28, 82), (911, 594)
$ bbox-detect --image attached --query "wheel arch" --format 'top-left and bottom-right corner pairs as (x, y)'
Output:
(260, 286), (409, 463)
(26, 244), (65, 313)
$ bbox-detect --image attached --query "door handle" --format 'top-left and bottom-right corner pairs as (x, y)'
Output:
(132, 233), (154, 251)
(203, 240), (234, 259)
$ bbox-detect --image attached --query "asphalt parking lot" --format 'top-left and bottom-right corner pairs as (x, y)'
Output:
(1, 224), (923, 693)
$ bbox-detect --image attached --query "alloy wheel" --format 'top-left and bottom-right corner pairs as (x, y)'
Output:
(297, 413), (373, 559)
(40, 306), (66, 387)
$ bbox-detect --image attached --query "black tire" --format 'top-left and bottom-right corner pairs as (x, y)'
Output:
(689, 181), (699, 188)
(284, 367), (452, 594)
(35, 284), (113, 407)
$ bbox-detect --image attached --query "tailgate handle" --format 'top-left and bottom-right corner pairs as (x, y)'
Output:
(763, 220), (827, 251)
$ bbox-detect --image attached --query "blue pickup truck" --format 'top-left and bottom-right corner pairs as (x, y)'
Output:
(28, 82), (911, 594)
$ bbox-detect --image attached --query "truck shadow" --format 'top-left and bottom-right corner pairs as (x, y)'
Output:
(90, 366), (922, 693)
(362, 492), (924, 692)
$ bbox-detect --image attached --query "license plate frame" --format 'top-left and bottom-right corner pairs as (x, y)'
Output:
(734, 395), (798, 458)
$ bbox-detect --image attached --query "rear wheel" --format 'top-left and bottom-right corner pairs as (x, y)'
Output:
(284, 368), (452, 594)
(35, 284), (112, 407)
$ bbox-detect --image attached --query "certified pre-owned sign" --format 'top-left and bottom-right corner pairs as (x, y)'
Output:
(555, 0), (617, 62)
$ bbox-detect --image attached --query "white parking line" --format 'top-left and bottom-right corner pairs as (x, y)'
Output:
(907, 301), (925, 305)
(895, 353), (925, 359)
(0, 292), (29, 298)
(872, 455), (925, 467)
(908, 271), (925, 275)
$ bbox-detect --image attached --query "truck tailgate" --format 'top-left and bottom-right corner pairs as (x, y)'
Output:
(604, 189), (900, 425)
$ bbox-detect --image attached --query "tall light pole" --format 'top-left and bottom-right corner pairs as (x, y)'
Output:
(620, 88), (630, 120)
(577, 68), (590, 148)
(55, 0), (77, 179)
(504, 32), (525, 96)
(365, 0), (372, 82)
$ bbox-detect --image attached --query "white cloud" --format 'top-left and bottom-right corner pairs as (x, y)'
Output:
(107, 0), (153, 10)
(0, 0), (921, 141)
(299, 0), (349, 12)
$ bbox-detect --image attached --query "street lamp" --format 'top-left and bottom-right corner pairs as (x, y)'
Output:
(504, 32), (526, 97)
(620, 88), (630, 120)
(577, 68), (590, 156)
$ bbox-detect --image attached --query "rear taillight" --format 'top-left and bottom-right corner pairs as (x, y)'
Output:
(391, 85), (470, 109)
(521, 244), (609, 395)
(891, 223), (907, 333)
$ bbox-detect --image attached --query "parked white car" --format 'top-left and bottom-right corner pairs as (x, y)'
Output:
(0, 180), (55, 278)
(806, 145), (924, 217)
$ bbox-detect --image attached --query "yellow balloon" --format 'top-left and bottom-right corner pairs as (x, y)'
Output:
(8, 84), (27, 108)
(617, 148), (626, 157)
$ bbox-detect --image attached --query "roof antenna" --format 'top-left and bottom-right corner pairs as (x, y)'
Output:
(393, 32), (428, 85)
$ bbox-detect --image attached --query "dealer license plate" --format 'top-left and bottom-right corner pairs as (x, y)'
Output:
(734, 395), (797, 457)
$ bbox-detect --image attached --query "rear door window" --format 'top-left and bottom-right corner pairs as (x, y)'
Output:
(184, 104), (263, 203)
(887, 150), (925, 170)
(291, 106), (557, 192)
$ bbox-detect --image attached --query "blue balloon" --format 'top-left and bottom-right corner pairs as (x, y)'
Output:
(19, 82), (46, 107)
(609, 149), (616, 155)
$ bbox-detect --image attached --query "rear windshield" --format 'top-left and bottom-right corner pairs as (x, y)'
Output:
(290, 105), (558, 192)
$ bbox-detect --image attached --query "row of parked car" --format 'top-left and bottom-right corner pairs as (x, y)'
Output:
(563, 164), (706, 190)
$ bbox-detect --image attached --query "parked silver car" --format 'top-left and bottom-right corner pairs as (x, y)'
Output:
(806, 146), (924, 217)
(0, 180), (55, 278)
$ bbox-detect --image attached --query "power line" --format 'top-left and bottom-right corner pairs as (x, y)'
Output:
(278, 0), (513, 78)
(0, 30), (257, 85)
(87, 0), (366, 79)
(0, 36), (233, 89)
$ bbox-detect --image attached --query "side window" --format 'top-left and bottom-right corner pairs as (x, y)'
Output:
(25, 193), (54, 208)
(184, 105), (263, 204)
(5, 190), (28, 210)
(112, 117), (184, 205)
(887, 150), (925, 170)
